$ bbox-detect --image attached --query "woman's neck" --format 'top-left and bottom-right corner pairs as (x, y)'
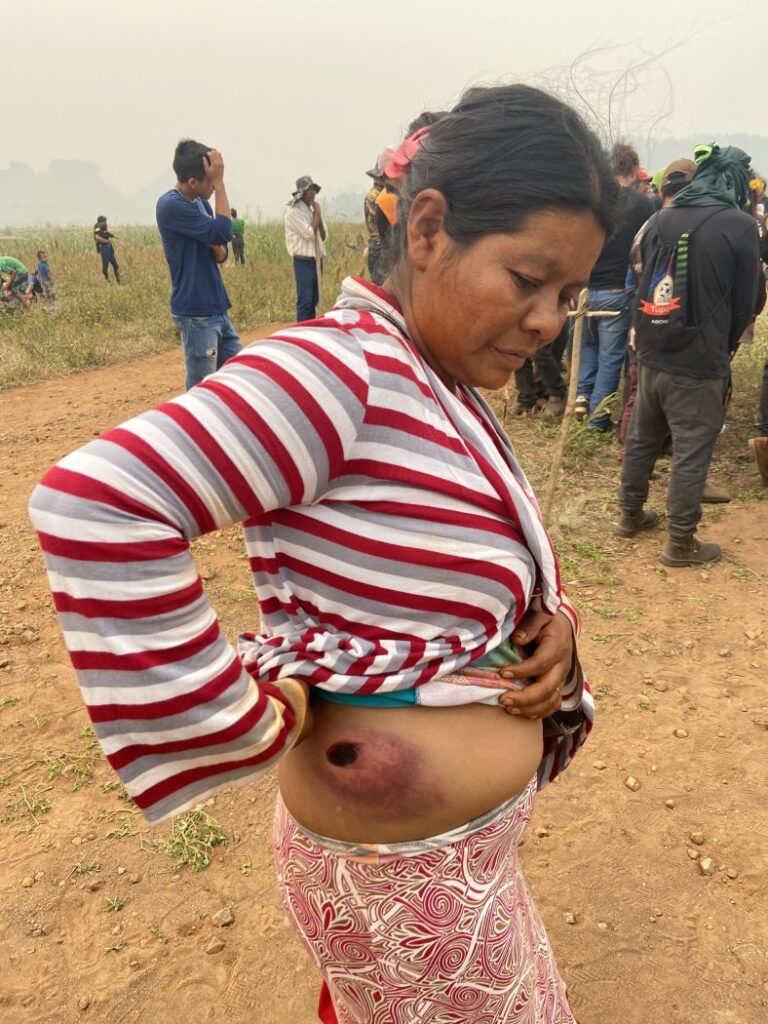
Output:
(384, 267), (456, 392)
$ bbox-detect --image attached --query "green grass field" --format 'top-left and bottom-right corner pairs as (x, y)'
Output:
(0, 223), (367, 390)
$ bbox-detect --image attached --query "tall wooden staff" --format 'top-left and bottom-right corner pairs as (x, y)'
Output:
(541, 290), (620, 528)
(314, 225), (323, 314)
(541, 289), (588, 528)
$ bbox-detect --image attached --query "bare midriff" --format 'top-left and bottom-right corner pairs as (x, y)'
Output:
(278, 697), (543, 844)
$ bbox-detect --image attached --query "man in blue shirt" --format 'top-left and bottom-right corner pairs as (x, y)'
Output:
(156, 139), (240, 389)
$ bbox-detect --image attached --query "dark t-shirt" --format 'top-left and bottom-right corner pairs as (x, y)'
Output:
(590, 188), (655, 289)
(94, 225), (114, 251)
(636, 205), (760, 379)
(156, 190), (233, 317)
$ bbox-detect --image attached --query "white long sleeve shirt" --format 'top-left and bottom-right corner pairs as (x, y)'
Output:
(284, 200), (326, 258)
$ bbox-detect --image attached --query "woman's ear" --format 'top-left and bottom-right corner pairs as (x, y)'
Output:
(405, 189), (449, 271)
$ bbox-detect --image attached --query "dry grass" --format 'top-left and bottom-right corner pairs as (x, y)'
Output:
(0, 222), (366, 390)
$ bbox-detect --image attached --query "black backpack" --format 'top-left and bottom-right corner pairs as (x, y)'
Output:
(634, 207), (727, 352)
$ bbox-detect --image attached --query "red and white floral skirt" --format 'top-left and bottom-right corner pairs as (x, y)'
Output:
(273, 778), (576, 1024)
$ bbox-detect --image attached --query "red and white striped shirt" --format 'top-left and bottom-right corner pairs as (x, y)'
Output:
(29, 277), (591, 822)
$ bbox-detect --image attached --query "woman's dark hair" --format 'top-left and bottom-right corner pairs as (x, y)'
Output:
(610, 141), (640, 180)
(393, 84), (620, 262)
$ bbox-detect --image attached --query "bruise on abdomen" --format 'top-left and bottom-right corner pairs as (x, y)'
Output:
(319, 730), (442, 817)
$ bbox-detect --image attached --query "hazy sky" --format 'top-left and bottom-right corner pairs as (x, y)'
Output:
(4, 0), (762, 219)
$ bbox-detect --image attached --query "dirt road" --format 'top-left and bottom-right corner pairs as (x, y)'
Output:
(1, 342), (766, 1023)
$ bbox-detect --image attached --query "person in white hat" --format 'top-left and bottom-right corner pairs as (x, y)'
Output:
(284, 175), (327, 321)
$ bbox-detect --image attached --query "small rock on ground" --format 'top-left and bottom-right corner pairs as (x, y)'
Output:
(212, 907), (234, 928)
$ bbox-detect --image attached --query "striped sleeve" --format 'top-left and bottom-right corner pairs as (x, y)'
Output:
(28, 330), (370, 822)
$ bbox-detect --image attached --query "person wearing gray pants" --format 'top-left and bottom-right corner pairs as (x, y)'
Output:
(618, 366), (728, 563)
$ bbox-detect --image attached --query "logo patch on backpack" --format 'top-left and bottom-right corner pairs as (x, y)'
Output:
(637, 233), (688, 322)
(635, 209), (725, 352)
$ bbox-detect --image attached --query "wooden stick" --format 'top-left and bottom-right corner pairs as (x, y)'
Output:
(541, 288), (588, 529)
(314, 232), (323, 315)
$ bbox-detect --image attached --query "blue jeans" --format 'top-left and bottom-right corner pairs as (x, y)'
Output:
(99, 245), (120, 282)
(172, 312), (241, 390)
(577, 288), (632, 430)
(293, 256), (319, 322)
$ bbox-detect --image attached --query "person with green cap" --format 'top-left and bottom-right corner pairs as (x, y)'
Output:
(650, 167), (665, 208)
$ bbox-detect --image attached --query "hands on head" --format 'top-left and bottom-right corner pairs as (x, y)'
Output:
(203, 149), (225, 187)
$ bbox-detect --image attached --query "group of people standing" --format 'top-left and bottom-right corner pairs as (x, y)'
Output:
(17, 126), (768, 580)
(361, 127), (768, 568)
(617, 144), (765, 566)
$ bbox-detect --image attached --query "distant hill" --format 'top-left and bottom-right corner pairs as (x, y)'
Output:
(5, 135), (768, 228)
(0, 160), (168, 227)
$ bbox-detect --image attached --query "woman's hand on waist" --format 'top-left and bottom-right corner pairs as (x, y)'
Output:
(497, 609), (574, 720)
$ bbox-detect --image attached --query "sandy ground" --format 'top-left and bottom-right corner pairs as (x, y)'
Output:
(1, 337), (767, 1024)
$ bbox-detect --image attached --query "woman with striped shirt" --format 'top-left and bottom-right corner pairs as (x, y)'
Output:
(30, 84), (618, 1023)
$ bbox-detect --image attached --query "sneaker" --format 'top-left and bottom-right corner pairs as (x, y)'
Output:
(660, 535), (722, 567)
(574, 395), (589, 420)
(614, 508), (658, 538)
(748, 436), (768, 486)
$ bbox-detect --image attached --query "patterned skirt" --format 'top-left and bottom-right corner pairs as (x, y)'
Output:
(273, 778), (576, 1023)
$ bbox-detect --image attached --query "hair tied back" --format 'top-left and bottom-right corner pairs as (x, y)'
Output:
(383, 127), (432, 181)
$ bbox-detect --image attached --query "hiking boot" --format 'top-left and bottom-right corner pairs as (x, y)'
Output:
(541, 395), (566, 419)
(614, 508), (658, 538)
(574, 395), (589, 420)
(660, 535), (722, 567)
(513, 401), (537, 416)
(748, 436), (768, 486)
(701, 483), (731, 504)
